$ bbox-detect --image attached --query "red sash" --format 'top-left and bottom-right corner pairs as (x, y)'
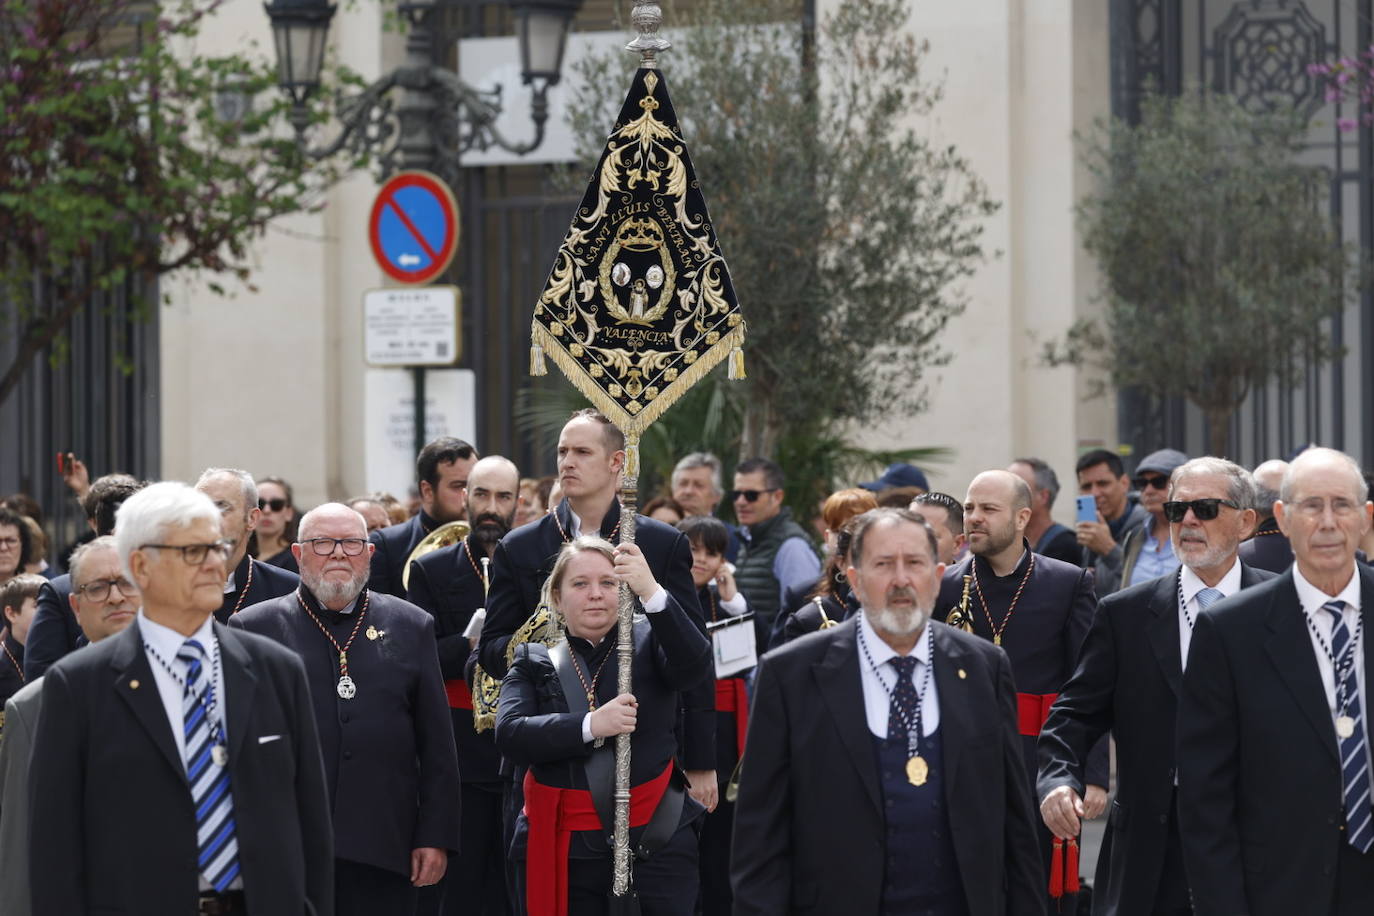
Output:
(522, 763), (674, 916)
(1016, 692), (1057, 737)
(445, 679), (473, 710)
(715, 678), (749, 756)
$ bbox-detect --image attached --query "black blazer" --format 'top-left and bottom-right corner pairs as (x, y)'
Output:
(368, 512), (437, 599)
(231, 589), (462, 877)
(215, 554), (300, 624)
(27, 620), (334, 916)
(1236, 518), (1293, 574)
(1178, 566), (1374, 915)
(495, 594), (710, 858)
(22, 574), (79, 680)
(1038, 563), (1274, 916)
(407, 535), (503, 783)
(935, 546), (1107, 788)
(731, 619), (1045, 916)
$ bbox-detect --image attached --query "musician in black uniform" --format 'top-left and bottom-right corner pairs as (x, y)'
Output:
(408, 455), (522, 916)
(370, 437), (479, 598)
(935, 470), (1102, 911)
(232, 503), (462, 916)
(496, 536), (710, 916)
(195, 468), (299, 623)
(0, 574), (43, 707)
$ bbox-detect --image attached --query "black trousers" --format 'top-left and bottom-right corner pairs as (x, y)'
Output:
(425, 783), (511, 916)
(1335, 839), (1374, 916)
(1150, 794), (1192, 915)
(336, 857), (418, 916)
(515, 823), (699, 916)
(696, 797), (733, 915)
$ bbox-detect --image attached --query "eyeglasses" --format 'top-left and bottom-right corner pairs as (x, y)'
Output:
(140, 540), (234, 565)
(1163, 499), (1241, 523)
(729, 488), (779, 503)
(1132, 475), (1171, 491)
(258, 498), (287, 512)
(300, 537), (369, 557)
(0, 537), (18, 550)
(75, 577), (137, 602)
(1292, 497), (1363, 519)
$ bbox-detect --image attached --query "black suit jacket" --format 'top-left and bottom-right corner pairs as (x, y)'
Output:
(1038, 563), (1274, 916)
(935, 545), (1107, 788)
(368, 512), (438, 599)
(215, 553), (300, 625)
(231, 589), (462, 876)
(1178, 566), (1374, 915)
(28, 620), (333, 916)
(1236, 518), (1293, 574)
(731, 619), (1045, 916)
(22, 574), (79, 680)
(407, 535), (502, 783)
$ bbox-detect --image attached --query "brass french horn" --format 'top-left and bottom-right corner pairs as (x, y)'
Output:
(401, 520), (470, 591)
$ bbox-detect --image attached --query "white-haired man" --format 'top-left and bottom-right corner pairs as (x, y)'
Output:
(233, 503), (461, 916)
(195, 468), (298, 623)
(27, 482), (333, 916)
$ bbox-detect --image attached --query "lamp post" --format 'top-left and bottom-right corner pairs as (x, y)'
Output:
(262, 0), (582, 189)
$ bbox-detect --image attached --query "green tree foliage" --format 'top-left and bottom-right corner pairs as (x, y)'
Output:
(562, 0), (997, 460)
(0, 0), (358, 405)
(1047, 89), (1362, 456)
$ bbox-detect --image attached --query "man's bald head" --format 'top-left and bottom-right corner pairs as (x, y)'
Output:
(298, 503), (369, 542)
(968, 470), (1034, 513)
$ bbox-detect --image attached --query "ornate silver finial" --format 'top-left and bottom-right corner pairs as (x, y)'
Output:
(625, 2), (670, 68)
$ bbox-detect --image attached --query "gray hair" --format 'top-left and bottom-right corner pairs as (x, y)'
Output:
(849, 508), (939, 566)
(297, 503), (369, 541)
(196, 467), (258, 517)
(1011, 457), (1060, 508)
(1279, 447), (1370, 505)
(672, 452), (723, 495)
(69, 535), (120, 587)
(114, 482), (222, 580)
(1170, 457), (1256, 511)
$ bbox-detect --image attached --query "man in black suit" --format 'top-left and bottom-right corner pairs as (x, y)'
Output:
(1179, 447), (1374, 915)
(732, 508), (1044, 915)
(1039, 457), (1271, 915)
(1237, 458), (1293, 574)
(369, 437), (479, 598)
(27, 482), (333, 916)
(195, 468), (299, 623)
(935, 470), (1102, 908)
(24, 472), (142, 679)
(408, 454), (522, 916)
(233, 502), (462, 916)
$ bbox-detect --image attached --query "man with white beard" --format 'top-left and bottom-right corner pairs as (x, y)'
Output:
(232, 503), (461, 916)
(732, 508), (1044, 916)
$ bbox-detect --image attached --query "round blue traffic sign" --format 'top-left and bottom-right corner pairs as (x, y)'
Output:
(368, 171), (460, 284)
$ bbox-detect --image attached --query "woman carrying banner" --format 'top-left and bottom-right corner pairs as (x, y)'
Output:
(496, 535), (711, 916)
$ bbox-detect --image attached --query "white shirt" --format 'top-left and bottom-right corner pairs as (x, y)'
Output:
(137, 610), (238, 892)
(1178, 559), (1243, 670)
(1292, 565), (1370, 751)
(856, 613), (941, 740)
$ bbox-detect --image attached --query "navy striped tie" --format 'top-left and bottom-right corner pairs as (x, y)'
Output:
(1324, 601), (1372, 852)
(178, 638), (241, 890)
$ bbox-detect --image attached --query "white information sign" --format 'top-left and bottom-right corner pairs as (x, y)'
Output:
(364, 286), (461, 366)
(364, 369), (477, 498)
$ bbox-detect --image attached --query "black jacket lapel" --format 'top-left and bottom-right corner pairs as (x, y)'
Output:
(930, 624), (977, 781)
(216, 623), (258, 763)
(814, 619), (882, 815)
(1148, 571), (1184, 698)
(1264, 572), (1340, 763)
(111, 622), (186, 783)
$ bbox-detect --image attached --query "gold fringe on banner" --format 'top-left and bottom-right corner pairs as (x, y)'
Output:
(529, 344), (547, 376)
(727, 346), (745, 380)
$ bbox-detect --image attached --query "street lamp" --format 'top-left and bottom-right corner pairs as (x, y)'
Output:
(263, 0), (583, 186)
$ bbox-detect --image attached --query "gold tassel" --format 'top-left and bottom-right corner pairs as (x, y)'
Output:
(727, 345), (745, 380)
(529, 344), (547, 376)
(625, 436), (641, 479)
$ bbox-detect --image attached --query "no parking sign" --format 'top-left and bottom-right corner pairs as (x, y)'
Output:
(367, 171), (460, 285)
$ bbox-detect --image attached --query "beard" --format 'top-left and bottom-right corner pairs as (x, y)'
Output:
(471, 511), (514, 551)
(969, 520), (1018, 557)
(304, 567), (368, 608)
(866, 586), (932, 637)
(1173, 530), (1231, 571)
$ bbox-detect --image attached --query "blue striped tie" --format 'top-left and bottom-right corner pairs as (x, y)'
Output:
(178, 639), (241, 890)
(1195, 588), (1223, 610)
(1324, 601), (1373, 852)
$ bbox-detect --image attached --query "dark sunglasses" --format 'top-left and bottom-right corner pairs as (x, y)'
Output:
(1132, 475), (1171, 491)
(1163, 499), (1241, 523)
(729, 488), (778, 503)
(258, 498), (287, 512)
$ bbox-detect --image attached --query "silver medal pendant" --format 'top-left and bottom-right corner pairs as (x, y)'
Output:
(211, 745), (229, 767)
(1337, 715), (1356, 739)
(337, 675), (357, 700)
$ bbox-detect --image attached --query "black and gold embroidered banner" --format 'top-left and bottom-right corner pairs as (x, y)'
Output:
(530, 67), (744, 435)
